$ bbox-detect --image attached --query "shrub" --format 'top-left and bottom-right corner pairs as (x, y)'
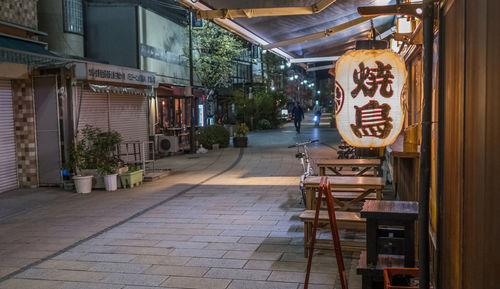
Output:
(234, 123), (249, 137)
(257, 119), (272, 130)
(196, 125), (230, 149)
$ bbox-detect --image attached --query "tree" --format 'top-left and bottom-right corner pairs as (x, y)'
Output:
(189, 23), (245, 90)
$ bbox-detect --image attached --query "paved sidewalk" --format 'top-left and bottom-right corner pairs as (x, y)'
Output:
(0, 117), (363, 289)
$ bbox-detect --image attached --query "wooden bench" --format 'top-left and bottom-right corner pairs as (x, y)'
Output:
(317, 159), (381, 176)
(300, 210), (366, 256)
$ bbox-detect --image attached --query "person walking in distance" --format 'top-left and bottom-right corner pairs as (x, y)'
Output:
(292, 102), (305, 133)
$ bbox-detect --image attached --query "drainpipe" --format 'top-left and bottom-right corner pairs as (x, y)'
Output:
(419, 0), (434, 289)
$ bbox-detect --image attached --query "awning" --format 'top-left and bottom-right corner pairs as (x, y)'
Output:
(0, 36), (67, 66)
(181, 0), (397, 62)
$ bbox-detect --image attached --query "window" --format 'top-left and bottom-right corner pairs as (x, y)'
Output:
(63, 0), (83, 35)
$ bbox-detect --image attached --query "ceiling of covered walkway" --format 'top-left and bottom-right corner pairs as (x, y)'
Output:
(180, 0), (397, 62)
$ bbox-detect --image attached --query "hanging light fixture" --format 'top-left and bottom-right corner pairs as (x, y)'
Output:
(334, 49), (407, 148)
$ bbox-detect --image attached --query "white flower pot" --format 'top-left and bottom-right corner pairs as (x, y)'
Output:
(73, 175), (93, 194)
(103, 174), (118, 191)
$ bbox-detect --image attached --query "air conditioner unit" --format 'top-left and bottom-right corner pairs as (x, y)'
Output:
(157, 135), (179, 154)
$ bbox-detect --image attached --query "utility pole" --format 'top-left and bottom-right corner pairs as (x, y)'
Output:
(189, 11), (196, 153)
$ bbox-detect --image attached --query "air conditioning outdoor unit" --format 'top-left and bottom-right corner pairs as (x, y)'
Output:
(157, 135), (179, 154)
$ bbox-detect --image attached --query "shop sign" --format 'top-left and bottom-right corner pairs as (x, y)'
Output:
(334, 49), (407, 148)
(76, 63), (157, 86)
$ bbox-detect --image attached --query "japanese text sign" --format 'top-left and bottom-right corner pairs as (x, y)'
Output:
(335, 49), (407, 148)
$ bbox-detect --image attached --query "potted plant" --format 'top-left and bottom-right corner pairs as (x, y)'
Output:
(66, 129), (94, 194)
(95, 130), (122, 191)
(233, 123), (249, 147)
(119, 164), (144, 188)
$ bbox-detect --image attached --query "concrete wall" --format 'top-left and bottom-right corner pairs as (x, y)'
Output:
(0, 0), (38, 29)
(138, 7), (190, 86)
(37, 0), (84, 57)
(85, 4), (138, 68)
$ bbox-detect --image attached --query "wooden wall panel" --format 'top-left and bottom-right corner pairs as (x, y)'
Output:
(440, 0), (464, 288)
(483, 0), (500, 286)
(463, 0), (486, 288)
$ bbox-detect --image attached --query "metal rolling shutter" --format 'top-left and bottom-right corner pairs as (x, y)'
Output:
(109, 93), (148, 143)
(0, 80), (18, 193)
(77, 89), (109, 134)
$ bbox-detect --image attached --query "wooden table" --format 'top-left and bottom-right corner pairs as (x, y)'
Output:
(317, 159), (381, 176)
(303, 176), (385, 211)
(360, 200), (418, 267)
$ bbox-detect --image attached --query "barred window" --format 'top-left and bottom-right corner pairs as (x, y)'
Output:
(63, 0), (83, 35)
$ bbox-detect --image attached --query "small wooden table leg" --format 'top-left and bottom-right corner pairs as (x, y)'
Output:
(366, 218), (378, 266)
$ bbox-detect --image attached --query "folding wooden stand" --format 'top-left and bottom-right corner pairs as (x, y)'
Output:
(304, 176), (348, 289)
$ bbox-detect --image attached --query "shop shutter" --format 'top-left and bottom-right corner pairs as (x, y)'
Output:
(0, 80), (18, 193)
(77, 89), (109, 134)
(109, 93), (149, 163)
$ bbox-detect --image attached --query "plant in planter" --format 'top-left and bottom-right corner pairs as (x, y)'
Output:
(119, 164), (144, 188)
(233, 123), (249, 147)
(196, 125), (230, 149)
(65, 127), (96, 194)
(95, 130), (122, 191)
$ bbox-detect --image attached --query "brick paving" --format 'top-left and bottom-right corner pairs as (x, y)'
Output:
(0, 117), (363, 289)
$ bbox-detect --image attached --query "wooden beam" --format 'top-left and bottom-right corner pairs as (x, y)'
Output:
(196, 0), (337, 19)
(262, 16), (375, 50)
(358, 3), (423, 19)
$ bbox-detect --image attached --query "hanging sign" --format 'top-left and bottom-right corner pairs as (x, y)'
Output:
(334, 49), (407, 148)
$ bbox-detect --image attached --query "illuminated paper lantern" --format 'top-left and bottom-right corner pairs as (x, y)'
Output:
(334, 49), (407, 148)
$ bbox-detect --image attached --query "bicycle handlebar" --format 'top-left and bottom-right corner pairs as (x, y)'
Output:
(287, 139), (319, 148)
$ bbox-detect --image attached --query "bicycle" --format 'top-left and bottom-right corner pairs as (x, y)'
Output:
(288, 139), (319, 207)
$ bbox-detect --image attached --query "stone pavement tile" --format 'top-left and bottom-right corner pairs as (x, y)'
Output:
(190, 236), (241, 243)
(204, 268), (271, 281)
(0, 267), (17, 277)
(279, 253), (336, 264)
(1, 250), (52, 259)
(140, 234), (192, 241)
(257, 244), (304, 253)
(35, 260), (96, 271)
(297, 284), (334, 289)
(232, 220), (278, 226)
(223, 251), (282, 261)
(169, 249), (226, 258)
(0, 257), (38, 268)
(220, 230), (270, 237)
(130, 255), (190, 266)
(59, 281), (124, 289)
(78, 253), (137, 263)
(206, 224), (251, 230)
(244, 260), (306, 272)
(268, 271), (335, 285)
(227, 280), (298, 289)
(162, 276), (231, 289)
(100, 273), (167, 286)
(190, 218), (234, 224)
(261, 238), (293, 245)
(185, 258), (246, 269)
(105, 239), (160, 247)
(98, 232), (145, 239)
(156, 241), (208, 249)
(236, 237), (266, 244)
(89, 262), (151, 274)
(205, 243), (259, 251)
(145, 265), (208, 277)
(0, 279), (63, 289)
(17, 268), (106, 282)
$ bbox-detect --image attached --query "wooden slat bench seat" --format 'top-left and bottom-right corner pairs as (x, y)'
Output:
(300, 210), (366, 256)
(300, 210), (366, 230)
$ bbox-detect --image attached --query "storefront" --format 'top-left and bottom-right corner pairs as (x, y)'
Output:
(155, 84), (198, 153)
(74, 62), (156, 163)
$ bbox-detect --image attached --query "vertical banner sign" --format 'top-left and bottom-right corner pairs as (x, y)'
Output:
(335, 50), (407, 148)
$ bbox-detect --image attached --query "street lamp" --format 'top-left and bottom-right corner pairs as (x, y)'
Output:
(294, 75), (298, 79)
